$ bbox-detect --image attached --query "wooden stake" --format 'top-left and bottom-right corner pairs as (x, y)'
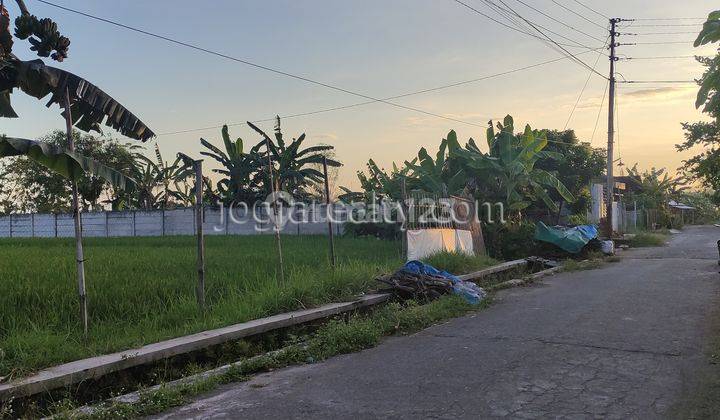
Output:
(265, 136), (285, 283)
(323, 157), (336, 267)
(64, 87), (88, 338)
(194, 160), (206, 309)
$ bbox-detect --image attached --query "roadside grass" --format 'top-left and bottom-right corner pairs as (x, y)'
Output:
(0, 236), (496, 379)
(670, 305), (720, 418)
(629, 232), (668, 247)
(423, 252), (498, 274)
(48, 296), (481, 419)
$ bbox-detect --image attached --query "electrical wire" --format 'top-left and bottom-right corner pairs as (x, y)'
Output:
(452, 0), (592, 49)
(549, 0), (608, 30)
(511, 0), (606, 43)
(590, 80), (609, 144)
(564, 37), (610, 129)
(493, 0), (607, 78)
(477, 0), (592, 50)
(159, 48), (605, 136)
(33, 0), (494, 130)
(571, 0), (609, 20)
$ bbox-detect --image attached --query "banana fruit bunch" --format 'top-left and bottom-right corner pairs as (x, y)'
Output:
(0, 5), (12, 58)
(14, 14), (70, 61)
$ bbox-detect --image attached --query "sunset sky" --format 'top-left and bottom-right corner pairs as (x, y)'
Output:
(2, 0), (718, 189)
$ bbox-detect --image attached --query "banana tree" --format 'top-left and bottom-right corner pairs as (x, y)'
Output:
(457, 115), (574, 215)
(200, 125), (262, 204)
(248, 117), (341, 200)
(339, 158), (417, 202)
(404, 130), (466, 196)
(1, 1), (154, 336)
(0, 136), (135, 190)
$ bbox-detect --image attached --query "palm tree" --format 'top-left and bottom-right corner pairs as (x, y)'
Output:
(248, 117), (341, 200)
(200, 125), (263, 204)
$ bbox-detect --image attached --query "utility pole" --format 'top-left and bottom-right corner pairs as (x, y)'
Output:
(605, 18), (618, 239)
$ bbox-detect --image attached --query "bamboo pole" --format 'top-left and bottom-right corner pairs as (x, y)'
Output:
(322, 157), (336, 267)
(64, 87), (88, 338)
(265, 137), (285, 283)
(194, 160), (206, 309)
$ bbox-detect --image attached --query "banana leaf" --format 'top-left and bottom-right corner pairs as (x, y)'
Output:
(0, 136), (135, 191)
(2, 58), (155, 141)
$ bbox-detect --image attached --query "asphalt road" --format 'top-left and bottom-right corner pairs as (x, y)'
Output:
(152, 226), (720, 419)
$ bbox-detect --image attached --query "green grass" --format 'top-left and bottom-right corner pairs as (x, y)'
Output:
(629, 232), (668, 247)
(0, 235), (402, 378)
(53, 296), (479, 420)
(423, 251), (498, 274)
(0, 236), (495, 379)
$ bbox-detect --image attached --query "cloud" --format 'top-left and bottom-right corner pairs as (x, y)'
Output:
(621, 86), (692, 99)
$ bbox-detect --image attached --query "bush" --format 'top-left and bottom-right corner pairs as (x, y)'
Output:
(343, 222), (401, 240)
(483, 221), (537, 260)
(566, 213), (589, 226)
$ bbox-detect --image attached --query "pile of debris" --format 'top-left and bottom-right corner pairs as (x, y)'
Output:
(376, 270), (453, 302)
(376, 260), (486, 304)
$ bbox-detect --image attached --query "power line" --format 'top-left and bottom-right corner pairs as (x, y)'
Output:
(34, 0), (491, 130)
(549, 0), (607, 30)
(571, 0), (609, 20)
(590, 79), (609, 144)
(564, 37), (610, 129)
(478, 0), (593, 49)
(511, 0), (606, 43)
(493, 0), (607, 78)
(159, 48), (605, 136)
(452, 0), (592, 49)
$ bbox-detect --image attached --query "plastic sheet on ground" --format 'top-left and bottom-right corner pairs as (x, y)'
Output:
(534, 222), (598, 254)
(400, 260), (487, 305)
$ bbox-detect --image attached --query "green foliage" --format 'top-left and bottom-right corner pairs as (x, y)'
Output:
(535, 130), (605, 214)
(483, 220), (537, 260)
(677, 191), (720, 223)
(248, 117), (341, 201)
(423, 251), (497, 274)
(694, 11), (720, 120)
(455, 116), (573, 213)
(566, 213), (589, 226)
(342, 118), (576, 220)
(676, 12), (720, 190)
(0, 131), (137, 212)
(626, 164), (687, 210)
(200, 125), (263, 204)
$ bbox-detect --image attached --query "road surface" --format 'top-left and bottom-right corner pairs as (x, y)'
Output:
(152, 226), (720, 419)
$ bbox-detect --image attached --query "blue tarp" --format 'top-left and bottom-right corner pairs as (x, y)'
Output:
(401, 260), (487, 305)
(534, 222), (598, 254)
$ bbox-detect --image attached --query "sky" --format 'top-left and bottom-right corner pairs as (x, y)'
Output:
(1, 0), (718, 190)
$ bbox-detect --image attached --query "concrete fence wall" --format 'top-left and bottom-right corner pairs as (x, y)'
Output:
(0, 206), (349, 238)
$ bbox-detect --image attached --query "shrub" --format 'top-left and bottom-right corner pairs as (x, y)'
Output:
(483, 221), (537, 260)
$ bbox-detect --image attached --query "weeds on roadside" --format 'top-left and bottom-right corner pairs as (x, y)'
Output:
(54, 296), (481, 419)
(630, 233), (667, 247)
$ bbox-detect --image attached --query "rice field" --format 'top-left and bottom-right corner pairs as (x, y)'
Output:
(0, 235), (494, 379)
(0, 235), (404, 378)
